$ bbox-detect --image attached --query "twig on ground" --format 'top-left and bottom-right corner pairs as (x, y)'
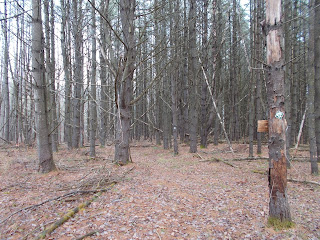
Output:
(155, 230), (162, 240)
(75, 230), (99, 240)
(195, 153), (205, 161)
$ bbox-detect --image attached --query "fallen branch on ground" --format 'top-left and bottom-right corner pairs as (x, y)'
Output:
(251, 170), (320, 186)
(287, 178), (320, 186)
(75, 230), (99, 240)
(200, 157), (237, 168)
(0, 182), (117, 225)
(34, 191), (106, 240)
(231, 157), (269, 161)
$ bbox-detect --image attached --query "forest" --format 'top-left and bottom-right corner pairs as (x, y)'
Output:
(0, 0), (319, 239)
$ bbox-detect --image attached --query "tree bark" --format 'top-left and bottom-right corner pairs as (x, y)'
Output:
(171, 0), (179, 155)
(114, 0), (136, 165)
(200, 0), (209, 149)
(50, 0), (58, 152)
(315, 0), (320, 163)
(307, 0), (318, 175)
(265, 0), (291, 220)
(188, 0), (198, 153)
(71, 0), (84, 149)
(32, 0), (56, 173)
(2, 1), (10, 142)
(89, 0), (97, 157)
(60, 0), (72, 148)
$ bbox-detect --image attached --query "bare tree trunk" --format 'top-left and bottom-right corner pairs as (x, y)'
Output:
(114, 0), (136, 165)
(89, 0), (97, 157)
(200, 0), (209, 148)
(307, 0), (318, 175)
(315, 0), (320, 164)
(32, 0), (56, 173)
(71, 0), (84, 149)
(188, 0), (198, 153)
(171, 1), (179, 155)
(60, 0), (72, 148)
(99, 0), (109, 147)
(50, 0), (58, 152)
(284, 0), (292, 166)
(265, 0), (291, 221)
(2, 1), (10, 141)
(180, 0), (189, 144)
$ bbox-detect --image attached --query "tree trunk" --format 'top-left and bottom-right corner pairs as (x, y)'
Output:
(171, 1), (179, 155)
(315, 0), (320, 163)
(200, 0), (209, 149)
(307, 0), (318, 175)
(50, 0), (58, 152)
(114, 0), (136, 165)
(32, 0), (56, 173)
(2, 1), (10, 142)
(89, 0), (97, 157)
(265, 0), (291, 220)
(284, 0), (292, 166)
(71, 0), (84, 149)
(60, 0), (72, 148)
(188, 0), (198, 153)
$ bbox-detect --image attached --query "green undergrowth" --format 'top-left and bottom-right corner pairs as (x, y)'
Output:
(267, 217), (295, 231)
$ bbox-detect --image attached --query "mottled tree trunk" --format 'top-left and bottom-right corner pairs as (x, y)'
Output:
(32, 0), (56, 173)
(114, 0), (135, 165)
(265, 0), (291, 220)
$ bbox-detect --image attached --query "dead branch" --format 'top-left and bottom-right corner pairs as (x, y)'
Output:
(287, 178), (320, 186)
(200, 157), (237, 168)
(75, 230), (99, 240)
(0, 182), (117, 225)
(231, 157), (269, 161)
(251, 170), (320, 186)
(34, 192), (104, 240)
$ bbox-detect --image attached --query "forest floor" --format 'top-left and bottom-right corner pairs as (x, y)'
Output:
(0, 141), (319, 240)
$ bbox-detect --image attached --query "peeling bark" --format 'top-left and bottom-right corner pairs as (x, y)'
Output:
(265, 0), (291, 221)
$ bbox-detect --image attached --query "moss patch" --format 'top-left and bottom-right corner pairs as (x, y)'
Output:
(267, 217), (295, 231)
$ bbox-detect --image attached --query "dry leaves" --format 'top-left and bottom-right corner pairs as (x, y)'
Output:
(0, 142), (319, 239)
